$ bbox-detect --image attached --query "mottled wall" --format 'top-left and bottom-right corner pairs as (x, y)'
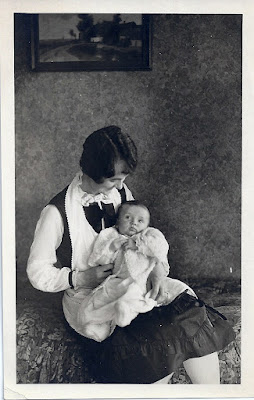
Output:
(15, 14), (241, 283)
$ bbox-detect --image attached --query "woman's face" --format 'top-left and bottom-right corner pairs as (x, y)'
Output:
(95, 159), (129, 195)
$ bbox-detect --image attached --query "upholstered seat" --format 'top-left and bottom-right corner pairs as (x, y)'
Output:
(17, 283), (241, 384)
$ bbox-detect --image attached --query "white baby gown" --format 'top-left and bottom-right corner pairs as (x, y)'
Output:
(76, 227), (195, 342)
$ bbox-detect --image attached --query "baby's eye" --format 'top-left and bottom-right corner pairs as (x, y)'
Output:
(125, 215), (130, 219)
(138, 219), (143, 223)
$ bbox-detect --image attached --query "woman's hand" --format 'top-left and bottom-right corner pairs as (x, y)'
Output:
(75, 264), (113, 289)
(147, 262), (167, 301)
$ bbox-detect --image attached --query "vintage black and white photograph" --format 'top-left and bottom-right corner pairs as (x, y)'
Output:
(31, 13), (151, 71)
(16, 11), (241, 386)
(2, 0), (254, 399)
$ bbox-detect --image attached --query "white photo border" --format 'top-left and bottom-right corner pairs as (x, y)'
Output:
(1, 0), (254, 399)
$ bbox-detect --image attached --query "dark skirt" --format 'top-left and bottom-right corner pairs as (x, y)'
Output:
(81, 292), (235, 384)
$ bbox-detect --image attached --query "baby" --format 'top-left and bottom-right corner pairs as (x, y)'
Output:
(77, 201), (195, 342)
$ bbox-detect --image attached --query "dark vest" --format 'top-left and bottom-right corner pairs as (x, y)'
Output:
(48, 186), (127, 268)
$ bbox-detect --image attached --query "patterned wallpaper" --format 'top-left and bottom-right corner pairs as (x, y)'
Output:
(15, 14), (241, 283)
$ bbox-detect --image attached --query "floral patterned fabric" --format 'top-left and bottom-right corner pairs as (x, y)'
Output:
(17, 296), (240, 384)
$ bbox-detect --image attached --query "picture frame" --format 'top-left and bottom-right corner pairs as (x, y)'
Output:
(31, 13), (151, 72)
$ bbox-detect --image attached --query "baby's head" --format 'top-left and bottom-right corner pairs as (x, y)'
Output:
(116, 201), (150, 236)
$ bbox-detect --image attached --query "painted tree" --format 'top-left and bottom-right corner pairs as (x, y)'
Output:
(76, 14), (95, 41)
(103, 14), (122, 45)
(69, 29), (76, 40)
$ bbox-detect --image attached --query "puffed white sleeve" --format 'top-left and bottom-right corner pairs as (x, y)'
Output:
(88, 228), (119, 267)
(135, 228), (170, 274)
(27, 205), (72, 292)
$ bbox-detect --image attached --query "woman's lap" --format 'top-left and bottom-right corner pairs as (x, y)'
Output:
(80, 292), (235, 383)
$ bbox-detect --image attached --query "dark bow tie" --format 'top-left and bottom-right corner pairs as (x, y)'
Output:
(83, 202), (117, 233)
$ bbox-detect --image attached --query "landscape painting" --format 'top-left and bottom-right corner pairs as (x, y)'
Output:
(31, 14), (151, 71)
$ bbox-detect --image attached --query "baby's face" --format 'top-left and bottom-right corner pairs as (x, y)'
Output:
(117, 205), (150, 236)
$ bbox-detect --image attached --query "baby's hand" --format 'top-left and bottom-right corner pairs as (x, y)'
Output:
(110, 237), (128, 252)
(123, 238), (138, 251)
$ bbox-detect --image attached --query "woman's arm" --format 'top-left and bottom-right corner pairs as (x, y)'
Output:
(27, 205), (72, 292)
(27, 205), (113, 292)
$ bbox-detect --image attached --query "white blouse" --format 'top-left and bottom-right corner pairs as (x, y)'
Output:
(27, 172), (134, 293)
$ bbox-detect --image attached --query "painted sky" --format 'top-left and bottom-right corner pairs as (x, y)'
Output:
(39, 14), (142, 40)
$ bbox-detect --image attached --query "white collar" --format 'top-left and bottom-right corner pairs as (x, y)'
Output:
(74, 171), (119, 207)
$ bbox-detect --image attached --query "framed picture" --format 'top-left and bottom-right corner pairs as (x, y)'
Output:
(31, 13), (151, 72)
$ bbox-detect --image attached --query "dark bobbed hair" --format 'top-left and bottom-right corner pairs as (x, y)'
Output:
(116, 200), (150, 223)
(80, 126), (138, 183)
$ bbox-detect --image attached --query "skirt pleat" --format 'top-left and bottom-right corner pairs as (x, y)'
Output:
(81, 292), (236, 383)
